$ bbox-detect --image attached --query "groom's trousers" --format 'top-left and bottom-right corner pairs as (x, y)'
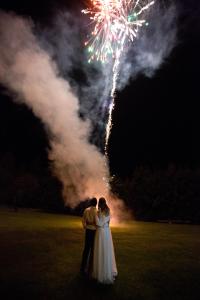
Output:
(80, 229), (96, 274)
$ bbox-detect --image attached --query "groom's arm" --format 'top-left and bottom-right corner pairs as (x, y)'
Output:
(82, 210), (87, 229)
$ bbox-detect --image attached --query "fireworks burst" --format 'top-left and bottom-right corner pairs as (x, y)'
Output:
(82, 0), (155, 150)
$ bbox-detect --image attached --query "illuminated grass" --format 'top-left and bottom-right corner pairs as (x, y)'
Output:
(0, 208), (200, 300)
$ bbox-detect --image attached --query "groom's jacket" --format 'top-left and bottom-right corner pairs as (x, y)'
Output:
(82, 206), (97, 230)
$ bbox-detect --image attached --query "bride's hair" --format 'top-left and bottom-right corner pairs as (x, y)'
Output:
(98, 197), (110, 216)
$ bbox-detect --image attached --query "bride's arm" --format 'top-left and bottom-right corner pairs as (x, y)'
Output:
(95, 214), (110, 227)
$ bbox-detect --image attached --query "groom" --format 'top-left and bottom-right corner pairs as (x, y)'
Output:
(80, 197), (97, 275)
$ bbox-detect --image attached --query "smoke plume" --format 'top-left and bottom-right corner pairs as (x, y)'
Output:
(0, 10), (109, 207)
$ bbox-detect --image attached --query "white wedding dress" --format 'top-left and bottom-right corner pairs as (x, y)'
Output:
(92, 211), (118, 284)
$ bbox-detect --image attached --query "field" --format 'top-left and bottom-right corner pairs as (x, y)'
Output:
(0, 208), (200, 300)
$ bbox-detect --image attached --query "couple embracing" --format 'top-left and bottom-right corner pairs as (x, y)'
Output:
(80, 197), (118, 284)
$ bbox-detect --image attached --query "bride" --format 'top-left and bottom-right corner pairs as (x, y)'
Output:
(92, 197), (118, 284)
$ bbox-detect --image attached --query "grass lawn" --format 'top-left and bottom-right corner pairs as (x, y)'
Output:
(0, 208), (200, 300)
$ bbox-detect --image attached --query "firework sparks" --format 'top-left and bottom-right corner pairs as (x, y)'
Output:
(82, 0), (155, 150)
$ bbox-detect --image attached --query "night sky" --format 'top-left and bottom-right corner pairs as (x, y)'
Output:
(0, 0), (200, 177)
(110, 1), (200, 176)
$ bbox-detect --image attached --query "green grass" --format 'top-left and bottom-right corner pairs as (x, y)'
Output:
(0, 208), (200, 300)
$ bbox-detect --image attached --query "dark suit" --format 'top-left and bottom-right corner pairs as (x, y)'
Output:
(80, 206), (97, 274)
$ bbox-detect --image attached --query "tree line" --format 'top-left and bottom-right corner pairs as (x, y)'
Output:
(111, 164), (200, 223)
(0, 152), (199, 223)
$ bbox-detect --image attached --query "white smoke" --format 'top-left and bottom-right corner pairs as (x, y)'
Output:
(118, 3), (177, 88)
(0, 10), (109, 207)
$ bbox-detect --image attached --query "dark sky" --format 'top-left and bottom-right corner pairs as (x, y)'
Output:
(0, 0), (200, 177)
(110, 0), (200, 175)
